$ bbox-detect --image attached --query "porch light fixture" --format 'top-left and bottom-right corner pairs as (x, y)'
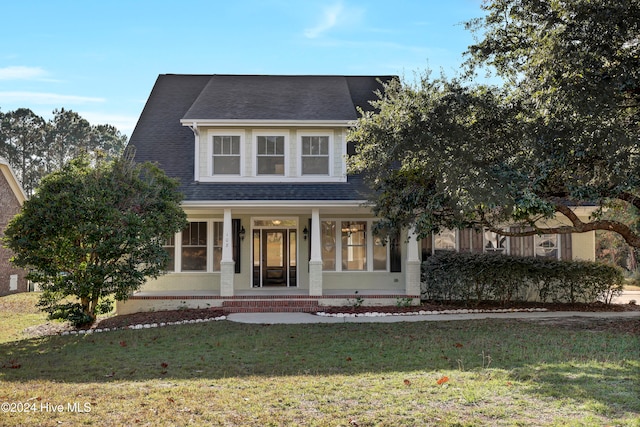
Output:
(239, 225), (246, 240)
(303, 226), (308, 240)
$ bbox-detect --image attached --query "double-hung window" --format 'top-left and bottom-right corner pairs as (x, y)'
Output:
(163, 235), (176, 271)
(301, 135), (329, 175)
(182, 222), (208, 271)
(256, 135), (285, 175)
(212, 135), (241, 175)
(342, 221), (367, 271)
(320, 220), (390, 272)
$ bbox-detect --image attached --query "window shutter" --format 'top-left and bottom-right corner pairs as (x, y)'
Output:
(232, 219), (241, 273)
(459, 229), (470, 252)
(510, 227), (521, 256)
(308, 218), (312, 262)
(561, 234), (572, 260)
(523, 231), (534, 257)
(471, 229), (483, 253)
(421, 234), (433, 260)
(390, 235), (401, 272)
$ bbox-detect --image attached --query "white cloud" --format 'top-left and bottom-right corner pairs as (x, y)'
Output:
(0, 91), (104, 105)
(304, 2), (363, 39)
(79, 111), (137, 135)
(0, 66), (48, 81)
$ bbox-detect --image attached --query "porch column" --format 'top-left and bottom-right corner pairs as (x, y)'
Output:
(309, 208), (323, 296)
(405, 227), (421, 298)
(220, 208), (235, 297)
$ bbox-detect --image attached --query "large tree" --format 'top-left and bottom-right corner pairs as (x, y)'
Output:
(0, 107), (128, 195)
(348, 0), (640, 246)
(3, 152), (187, 324)
(0, 108), (47, 196)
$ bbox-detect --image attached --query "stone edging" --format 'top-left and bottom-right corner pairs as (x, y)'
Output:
(315, 307), (549, 318)
(59, 316), (228, 336)
(57, 308), (552, 335)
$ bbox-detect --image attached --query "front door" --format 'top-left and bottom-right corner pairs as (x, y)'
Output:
(252, 228), (298, 287)
(263, 229), (287, 286)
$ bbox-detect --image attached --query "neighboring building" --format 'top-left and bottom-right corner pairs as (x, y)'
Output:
(0, 158), (28, 295)
(118, 74), (596, 314)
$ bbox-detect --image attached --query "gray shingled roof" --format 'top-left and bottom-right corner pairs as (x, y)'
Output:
(183, 75), (359, 121)
(128, 74), (393, 202)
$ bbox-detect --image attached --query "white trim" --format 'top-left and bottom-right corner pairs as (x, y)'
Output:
(250, 216), (300, 288)
(321, 218), (391, 273)
(0, 158), (27, 204)
(181, 119), (351, 128)
(207, 130), (245, 177)
(181, 200), (368, 208)
(169, 219), (226, 273)
(191, 123), (200, 182)
(297, 130), (333, 177)
(195, 176), (346, 183)
(253, 130), (289, 177)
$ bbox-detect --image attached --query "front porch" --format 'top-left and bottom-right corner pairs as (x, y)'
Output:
(117, 289), (420, 315)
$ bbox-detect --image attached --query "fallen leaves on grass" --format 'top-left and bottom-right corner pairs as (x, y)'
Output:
(436, 376), (449, 385)
(1, 361), (21, 369)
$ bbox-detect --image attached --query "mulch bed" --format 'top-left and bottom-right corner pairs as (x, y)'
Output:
(22, 301), (639, 337)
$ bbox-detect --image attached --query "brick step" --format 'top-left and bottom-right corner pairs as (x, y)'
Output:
(222, 299), (319, 313)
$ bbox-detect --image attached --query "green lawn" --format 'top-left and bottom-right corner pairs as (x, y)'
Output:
(1, 293), (638, 426)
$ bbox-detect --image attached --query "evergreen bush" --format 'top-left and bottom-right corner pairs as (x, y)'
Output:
(421, 252), (624, 305)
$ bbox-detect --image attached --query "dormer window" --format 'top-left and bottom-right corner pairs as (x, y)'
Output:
(212, 135), (241, 175)
(196, 128), (344, 182)
(301, 135), (329, 175)
(256, 135), (286, 175)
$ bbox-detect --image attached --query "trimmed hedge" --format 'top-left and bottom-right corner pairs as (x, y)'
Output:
(421, 252), (624, 305)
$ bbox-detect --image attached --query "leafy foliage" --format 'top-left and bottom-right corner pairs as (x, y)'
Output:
(3, 152), (187, 324)
(422, 252), (624, 304)
(348, 0), (640, 247)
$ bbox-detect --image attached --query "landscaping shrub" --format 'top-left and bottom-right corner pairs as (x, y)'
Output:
(421, 252), (624, 305)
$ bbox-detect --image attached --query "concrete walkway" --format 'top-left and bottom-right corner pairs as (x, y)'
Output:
(227, 310), (640, 324)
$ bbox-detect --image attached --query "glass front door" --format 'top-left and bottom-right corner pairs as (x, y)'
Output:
(253, 228), (297, 287)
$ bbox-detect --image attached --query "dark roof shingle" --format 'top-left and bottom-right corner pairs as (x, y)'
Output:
(128, 74), (392, 202)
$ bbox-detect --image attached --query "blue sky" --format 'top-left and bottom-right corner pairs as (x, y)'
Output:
(0, 0), (484, 136)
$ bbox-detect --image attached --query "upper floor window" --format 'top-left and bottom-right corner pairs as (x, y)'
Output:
(196, 128), (345, 182)
(301, 135), (329, 175)
(256, 135), (285, 175)
(212, 135), (241, 175)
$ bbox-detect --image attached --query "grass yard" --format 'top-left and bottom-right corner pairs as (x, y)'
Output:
(0, 293), (638, 426)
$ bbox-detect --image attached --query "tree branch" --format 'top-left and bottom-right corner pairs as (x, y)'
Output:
(482, 203), (640, 248)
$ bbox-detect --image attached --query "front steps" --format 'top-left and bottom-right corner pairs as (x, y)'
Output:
(222, 299), (320, 313)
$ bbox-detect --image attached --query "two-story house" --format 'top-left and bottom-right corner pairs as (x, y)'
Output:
(118, 74), (596, 314)
(118, 74), (421, 314)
